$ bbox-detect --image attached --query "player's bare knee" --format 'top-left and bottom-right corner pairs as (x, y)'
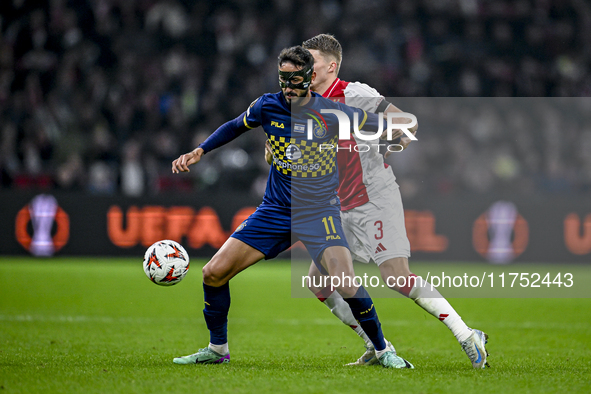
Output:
(324, 258), (355, 278)
(202, 262), (227, 287)
(379, 257), (411, 290)
(201, 264), (214, 285)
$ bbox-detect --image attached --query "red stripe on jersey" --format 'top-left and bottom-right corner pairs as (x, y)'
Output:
(323, 78), (370, 211)
(324, 78), (347, 99)
(337, 138), (370, 210)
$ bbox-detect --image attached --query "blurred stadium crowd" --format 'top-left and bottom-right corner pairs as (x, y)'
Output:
(1, 0), (591, 197)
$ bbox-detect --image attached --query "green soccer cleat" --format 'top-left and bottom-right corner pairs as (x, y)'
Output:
(346, 340), (396, 366)
(378, 350), (414, 369)
(173, 347), (230, 365)
(460, 329), (490, 369)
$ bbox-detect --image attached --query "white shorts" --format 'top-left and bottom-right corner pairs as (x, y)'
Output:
(341, 183), (411, 266)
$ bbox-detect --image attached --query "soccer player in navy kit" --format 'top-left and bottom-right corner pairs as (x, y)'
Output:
(171, 46), (413, 368)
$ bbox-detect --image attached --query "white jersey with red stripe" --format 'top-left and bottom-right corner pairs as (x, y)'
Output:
(323, 78), (398, 211)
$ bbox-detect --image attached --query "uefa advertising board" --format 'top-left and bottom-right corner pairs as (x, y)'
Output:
(1, 190), (590, 264)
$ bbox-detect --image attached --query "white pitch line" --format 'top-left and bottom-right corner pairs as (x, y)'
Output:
(1, 315), (588, 330)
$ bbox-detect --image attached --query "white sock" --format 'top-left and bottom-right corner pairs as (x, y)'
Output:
(408, 276), (472, 343)
(209, 342), (229, 355)
(323, 291), (373, 348)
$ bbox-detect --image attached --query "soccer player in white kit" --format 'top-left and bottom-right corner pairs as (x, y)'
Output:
(297, 34), (489, 369)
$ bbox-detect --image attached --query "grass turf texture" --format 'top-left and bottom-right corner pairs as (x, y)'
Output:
(1, 258), (590, 394)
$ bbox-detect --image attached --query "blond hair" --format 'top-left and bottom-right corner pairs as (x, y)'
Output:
(302, 33), (342, 75)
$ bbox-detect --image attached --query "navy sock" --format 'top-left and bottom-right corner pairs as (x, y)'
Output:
(344, 286), (386, 351)
(203, 282), (231, 345)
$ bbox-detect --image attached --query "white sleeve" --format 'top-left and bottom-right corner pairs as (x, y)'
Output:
(343, 82), (387, 114)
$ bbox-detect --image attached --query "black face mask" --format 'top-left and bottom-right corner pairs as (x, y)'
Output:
(278, 66), (313, 90)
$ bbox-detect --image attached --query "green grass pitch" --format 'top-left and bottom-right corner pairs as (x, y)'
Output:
(1, 257), (590, 393)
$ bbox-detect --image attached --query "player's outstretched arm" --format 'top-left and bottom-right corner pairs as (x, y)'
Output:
(172, 147), (204, 173)
(172, 106), (260, 174)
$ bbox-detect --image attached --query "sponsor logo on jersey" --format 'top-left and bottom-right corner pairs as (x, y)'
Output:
(268, 134), (336, 177)
(274, 156), (321, 172)
(326, 235), (341, 241)
(271, 121), (284, 129)
(285, 144), (302, 160)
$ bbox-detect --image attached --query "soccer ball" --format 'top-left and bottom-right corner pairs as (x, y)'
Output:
(143, 240), (190, 286)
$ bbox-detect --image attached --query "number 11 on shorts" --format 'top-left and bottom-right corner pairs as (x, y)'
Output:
(322, 216), (337, 235)
(322, 216), (341, 240)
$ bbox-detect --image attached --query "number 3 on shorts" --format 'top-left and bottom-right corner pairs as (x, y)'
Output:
(375, 220), (383, 240)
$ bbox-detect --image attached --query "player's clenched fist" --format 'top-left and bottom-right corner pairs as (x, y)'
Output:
(172, 147), (204, 173)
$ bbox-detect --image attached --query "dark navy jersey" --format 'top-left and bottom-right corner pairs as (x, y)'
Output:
(200, 91), (387, 209)
(243, 91), (385, 208)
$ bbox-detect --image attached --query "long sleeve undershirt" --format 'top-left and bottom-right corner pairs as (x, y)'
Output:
(198, 112), (251, 154)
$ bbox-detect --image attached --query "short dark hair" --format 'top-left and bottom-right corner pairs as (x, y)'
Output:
(277, 46), (314, 71)
(302, 33), (342, 74)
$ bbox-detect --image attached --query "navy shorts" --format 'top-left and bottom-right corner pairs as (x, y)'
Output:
(230, 202), (349, 269)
